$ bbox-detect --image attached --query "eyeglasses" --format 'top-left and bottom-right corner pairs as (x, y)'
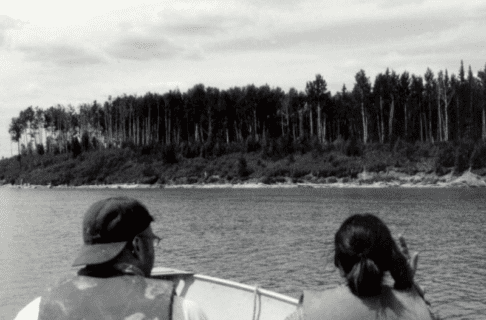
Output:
(138, 235), (162, 247)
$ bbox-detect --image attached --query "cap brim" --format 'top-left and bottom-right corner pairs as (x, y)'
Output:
(72, 242), (127, 267)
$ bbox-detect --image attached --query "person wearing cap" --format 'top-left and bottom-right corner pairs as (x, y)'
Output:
(15, 197), (208, 320)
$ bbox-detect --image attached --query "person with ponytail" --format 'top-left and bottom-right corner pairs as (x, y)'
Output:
(286, 213), (433, 320)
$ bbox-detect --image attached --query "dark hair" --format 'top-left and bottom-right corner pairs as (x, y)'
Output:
(334, 214), (393, 297)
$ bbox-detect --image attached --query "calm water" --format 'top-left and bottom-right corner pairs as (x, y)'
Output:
(0, 187), (485, 320)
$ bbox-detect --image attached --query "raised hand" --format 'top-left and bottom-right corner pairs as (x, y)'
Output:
(398, 235), (419, 277)
(392, 235), (429, 305)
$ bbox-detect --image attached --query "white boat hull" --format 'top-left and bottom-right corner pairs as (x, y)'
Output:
(151, 267), (299, 320)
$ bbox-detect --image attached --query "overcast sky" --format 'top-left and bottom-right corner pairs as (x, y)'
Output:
(1, 0), (485, 158)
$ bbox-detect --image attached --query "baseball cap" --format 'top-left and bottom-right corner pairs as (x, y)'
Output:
(72, 197), (154, 267)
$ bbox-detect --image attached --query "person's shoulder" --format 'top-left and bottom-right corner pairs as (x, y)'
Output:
(303, 285), (433, 320)
(387, 285), (428, 303)
(302, 285), (373, 320)
(14, 297), (41, 320)
(379, 286), (434, 320)
(390, 286), (433, 309)
(304, 285), (353, 303)
(303, 285), (362, 313)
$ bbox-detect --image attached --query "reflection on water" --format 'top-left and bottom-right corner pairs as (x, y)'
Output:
(1, 187), (485, 319)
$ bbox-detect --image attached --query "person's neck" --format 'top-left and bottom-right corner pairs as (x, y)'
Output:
(78, 262), (145, 278)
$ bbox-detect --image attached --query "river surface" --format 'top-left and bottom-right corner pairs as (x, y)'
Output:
(0, 187), (485, 319)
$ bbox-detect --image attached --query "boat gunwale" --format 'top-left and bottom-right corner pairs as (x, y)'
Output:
(192, 273), (299, 306)
(151, 267), (299, 306)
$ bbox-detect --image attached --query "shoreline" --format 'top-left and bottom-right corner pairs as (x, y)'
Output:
(3, 170), (486, 189)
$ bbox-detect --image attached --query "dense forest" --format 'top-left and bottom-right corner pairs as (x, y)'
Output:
(3, 61), (486, 186)
(9, 61), (486, 157)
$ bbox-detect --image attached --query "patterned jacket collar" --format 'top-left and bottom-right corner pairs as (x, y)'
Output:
(78, 262), (145, 278)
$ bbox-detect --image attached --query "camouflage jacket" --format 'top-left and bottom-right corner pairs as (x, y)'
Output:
(38, 263), (174, 320)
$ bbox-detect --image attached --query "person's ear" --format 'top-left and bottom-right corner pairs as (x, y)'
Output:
(131, 236), (143, 258)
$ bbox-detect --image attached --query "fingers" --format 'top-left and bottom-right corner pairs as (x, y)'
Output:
(410, 251), (419, 276)
(398, 234), (420, 274)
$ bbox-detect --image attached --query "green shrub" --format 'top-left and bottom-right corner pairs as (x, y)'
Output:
(269, 167), (290, 177)
(140, 175), (158, 184)
(211, 141), (227, 157)
(470, 142), (486, 169)
(310, 137), (323, 158)
(277, 135), (294, 155)
(366, 142), (389, 152)
(36, 144), (45, 155)
(293, 137), (312, 155)
(237, 156), (251, 177)
(434, 164), (450, 176)
(261, 175), (273, 184)
(393, 139), (415, 160)
(286, 154), (295, 165)
(142, 164), (156, 177)
(180, 142), (201, 158)
(435, 142), (455, 168)
(366, 162), (387, 172)
(71, 137), (82, 158)
(261, 176), (286, 184)
(414, 141), (432, 157)
(81, 132), (91, 152)
(226, 142), (244, 154)
(332, 136), (346, 153)
(91, 137), (100, 150)
(262, 136), (294, 160)
(162, 144), (178, 164)
(245, 136), (261, 153)
(122, 140), (137, 151)
(291, 169), (310, 178)
(344, 137), (363, 157)
(327, 176), (338, 183)
(454, 157), (469, 173)
(454, 141), (474, 173)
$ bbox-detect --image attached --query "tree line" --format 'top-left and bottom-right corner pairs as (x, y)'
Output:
(9, 61), (486, 159)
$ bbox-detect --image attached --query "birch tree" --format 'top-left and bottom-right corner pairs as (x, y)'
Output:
(305, 74), (329, 143)
(353, 70), (371, 144)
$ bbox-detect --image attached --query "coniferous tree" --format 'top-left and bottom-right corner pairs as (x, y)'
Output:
(373, 73), (387, 143)
(387, 70), (399, 142)
(398, 72), (411, 140)
(478, 64), (486, 140)
(410, 75), (425, 141)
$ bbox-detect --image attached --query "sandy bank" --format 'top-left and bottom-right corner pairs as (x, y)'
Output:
(3, 170), (486, 190)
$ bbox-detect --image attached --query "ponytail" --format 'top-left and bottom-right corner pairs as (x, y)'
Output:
(346, 256), (383, 297)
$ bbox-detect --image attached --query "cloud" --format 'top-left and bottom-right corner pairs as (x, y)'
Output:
(106, 34), (185, 61)
(157, 15), (228, 37)
(154, 9), (255, 39)
(17, 43), (106, 66)
(0, 15), (24, 47)
(0, 15), (22, 29)
(207, 15), (458, 54)
(378, 0), (425, 9)
(104, 10), (248, 61)
(314, 16), (460, 47)
(204, 2), (479, 62)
